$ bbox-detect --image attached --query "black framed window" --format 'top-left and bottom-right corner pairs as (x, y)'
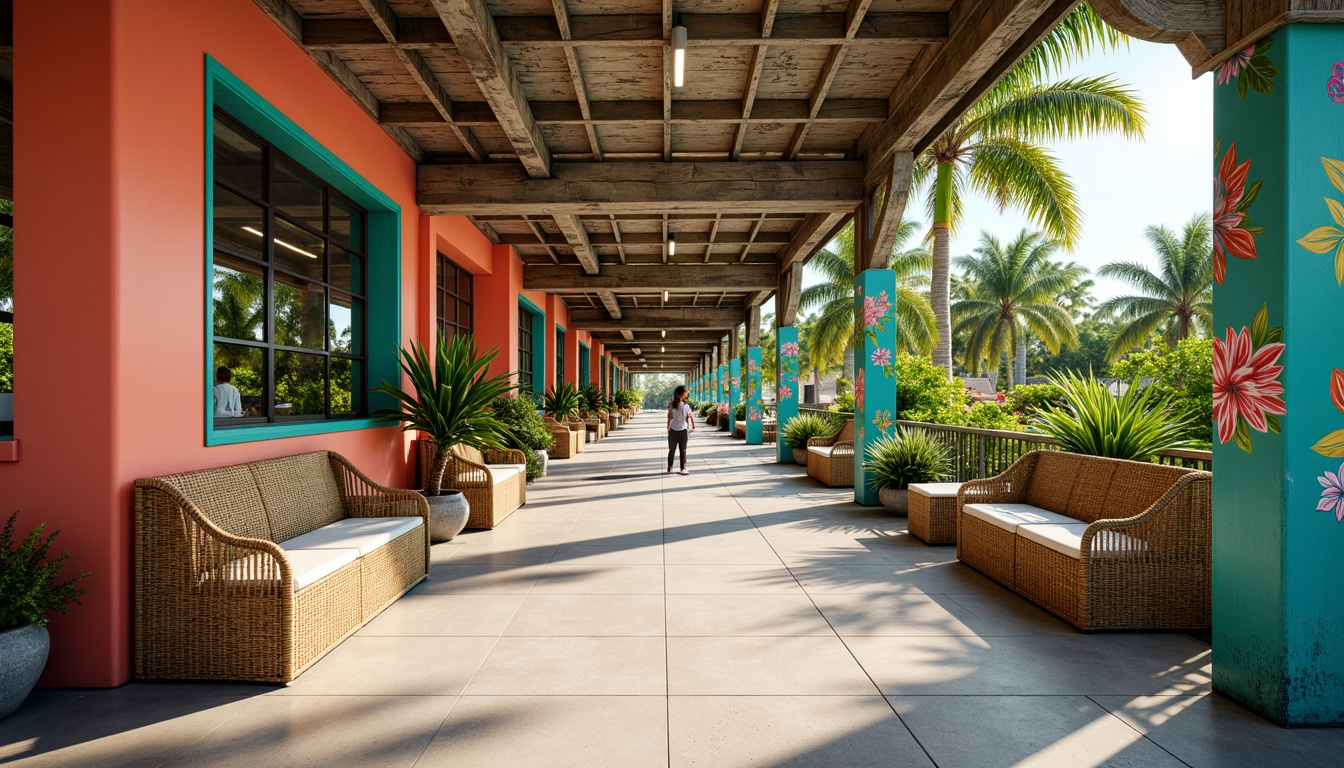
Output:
(555, 329), (566, 387)
(210, 109), (368, 427)
(436, 253), (473, 343)
(518, 308), (534, 389)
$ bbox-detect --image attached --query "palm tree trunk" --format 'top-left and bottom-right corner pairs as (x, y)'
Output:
(812, 368), (822, 404)
(843, 347), (854, 383)
(1014, 335), (1027, 388)
(931, 162), (954, 379)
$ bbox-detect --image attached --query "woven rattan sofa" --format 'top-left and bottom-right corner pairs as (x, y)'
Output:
(584, 414), (606, 440)
(806, 419), (855, 487)
(134, 451), (429, 683)
(544, 416), (582, 458)
(957, 450), (1212, 631)
(419, 440), (527, 529)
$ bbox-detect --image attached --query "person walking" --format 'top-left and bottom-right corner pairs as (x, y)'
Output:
(666, 385), (695, 475)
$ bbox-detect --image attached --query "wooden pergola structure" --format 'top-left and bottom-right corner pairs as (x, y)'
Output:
(252, 0), (1084, 373)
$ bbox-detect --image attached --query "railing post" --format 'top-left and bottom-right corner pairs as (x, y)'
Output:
(977, 437), (986, 480)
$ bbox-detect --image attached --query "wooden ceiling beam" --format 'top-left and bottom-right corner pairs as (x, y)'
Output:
(787, 0), (874, 159)
(380, 99), (887, 127)
(661, 0), (672, 162)
(860, 151), (914, 271)
(776, 211), (848, 274)
(301, 12), (949, 50)
(418, 161), (864, 215)
(430, 0), (552, 178)
(568, 307), (743, 331)
(730, 0), (780, 161)
(860, 0), (1064, 182)
(552, 214), (600, 274)
(597, 290), (623, 320)
(552, 0), (603, 161)
(524, 263), (778, 293)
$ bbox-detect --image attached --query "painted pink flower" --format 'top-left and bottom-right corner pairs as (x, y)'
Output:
(855, 369), (865, 407)
(1317, 463), (1344, 522)
(862, 291), (892, 327)
(1213, 326), (1286, 444)
(1329, 63), (1344, 103)
(871, 347), (892, 367)
(779, 386), (793, 401)
(1213, 142), (1258, 284)
(781, 342), (799, 357)
(1217, 47), (1254, 85)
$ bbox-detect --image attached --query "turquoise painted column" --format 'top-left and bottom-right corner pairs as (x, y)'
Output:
(854, 269), (897, 506)
(776, 327), (800, 462)
(746, 346), (764, 444)
(717, 364), (728, 429)
(728, 359), (741, 435)
(1212, 25), (1344, 725)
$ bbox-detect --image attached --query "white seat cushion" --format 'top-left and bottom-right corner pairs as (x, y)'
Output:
(488, 464), (526, 484)
(909, 482), (963, 498)
(962, 502), (1076, 533)
(279, 516), (423, 557)
(210, 547), (359, 591)
(1017, 523), (1150, 560)
(807, 445), (835, 458)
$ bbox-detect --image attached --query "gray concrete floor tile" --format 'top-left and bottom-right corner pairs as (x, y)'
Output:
(465, 636), (667, 695)
(276, 636), (496, 696)
(667, 636), (878, 695)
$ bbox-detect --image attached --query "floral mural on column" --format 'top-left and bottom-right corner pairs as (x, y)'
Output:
(1295, 157), (1344, 283)
(1217, 38), (1278, 99)
(1213, 141), (1264, 284)
(1213, 303), (1285, 454)
(779, 341), (799, 402)
(860, 288), (896, 436)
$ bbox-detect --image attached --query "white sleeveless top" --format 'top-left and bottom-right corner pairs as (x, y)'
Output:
(668, 403), (693, 431)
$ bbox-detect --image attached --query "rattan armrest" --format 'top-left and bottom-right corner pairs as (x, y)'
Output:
(448, 448), (493, 488)
(831, 441), (855, 457)
(1080, 472), (1213, 555)
(329, 452), (431, 522)
(958, 451), (1039, 506)
(807, 433), (839, 448)
(486, 447), (528, 465)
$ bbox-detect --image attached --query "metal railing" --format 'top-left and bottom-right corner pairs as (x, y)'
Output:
(795, 405), (1212, 479)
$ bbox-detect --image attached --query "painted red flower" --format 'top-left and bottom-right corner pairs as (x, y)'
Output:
(1213, 142), (1258, 284)
(855, 369), (865, 408)
(1217, 47), (1254, 85)
(1333, 368), (1344, 414)
(1213, 325), (1286, 444)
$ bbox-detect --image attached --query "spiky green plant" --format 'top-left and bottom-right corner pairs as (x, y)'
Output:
(782, 413), (839, 450)
(863, 430), (952, 491)
(374, 335), (518, 494)
(1, 512), (91, 631)
(1031, 369), (1190, 462)
(544, 381), (582, 421)
(579, 384), (604, 414)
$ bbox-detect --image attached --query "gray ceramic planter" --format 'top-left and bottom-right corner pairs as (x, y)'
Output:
(0, 624), (49, 720)
(792, 447), (809, 466)
(420, 490), (470, 542)
(536, 449), (549, 477)
(879, 486), (910, 516)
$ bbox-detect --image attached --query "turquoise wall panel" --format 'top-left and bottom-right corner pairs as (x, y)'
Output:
(854, 270), (897, 506)
(1213, 24), (1344, 724)
(746, 347), (764, 444)
(776, 327), (800, 462)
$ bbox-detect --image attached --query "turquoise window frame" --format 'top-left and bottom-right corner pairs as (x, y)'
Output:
(518, 295), (546, 397)
(554, 324), (567, 386)
(579, 343), (590, 387)
(204, 56), (401, 446)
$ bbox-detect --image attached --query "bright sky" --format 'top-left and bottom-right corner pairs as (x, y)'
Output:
(789, 38), (1215, 309)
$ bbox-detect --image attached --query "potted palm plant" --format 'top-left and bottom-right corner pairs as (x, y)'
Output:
(782, 413), (836, 465)
(374, 335), (516, 542)
(1, 512), (89, 719)
(544, 381), (582, 423)
(864, 429), (952, 514)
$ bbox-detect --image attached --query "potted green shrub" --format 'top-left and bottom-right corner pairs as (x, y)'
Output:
(782, 413), (836, 466)
(864, 430), (952, 514)
(491, 392), (554, 482)
(374, 335), (516, 541)
(544, 381), (582, 423)
(1032, 371), (1190, 461)
(1, 512), (89, 719)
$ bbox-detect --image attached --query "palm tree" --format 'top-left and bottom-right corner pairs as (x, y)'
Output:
(800, 220), (937, 379)
(798, 313), (843, 404)
(1095, 214), (1213, 361)
(918, 4), (1144, 377)
(953, 230), (1083, 387)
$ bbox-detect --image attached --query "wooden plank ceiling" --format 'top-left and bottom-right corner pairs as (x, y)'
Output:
(254, 0), (1073, 372)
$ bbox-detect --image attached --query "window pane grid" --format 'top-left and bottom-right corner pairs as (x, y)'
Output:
(211, 109), (367, 428)
(518, 308), (534, 388)
(436, 253), (473, 342)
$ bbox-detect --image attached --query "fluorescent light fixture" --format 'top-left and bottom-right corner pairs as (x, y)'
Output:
(668, 232), (676, 256)
(241, 225), (318, 259)
(663, 290), (669, 302)
(661, 330), (667, 338)
(672, 25), (687, 87)
(661, 346), (666, 353)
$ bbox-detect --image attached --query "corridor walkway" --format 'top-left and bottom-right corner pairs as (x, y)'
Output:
(4, 418), (1343, 767)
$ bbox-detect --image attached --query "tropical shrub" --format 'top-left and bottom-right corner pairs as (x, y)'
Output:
(579, 384), (604, 413)
(544, 381), (582, 421)
(1112, 337), (1213, 445)
(698, 402), (714, 418)
(614, 389), (642, 409)
(489, 395), (554, 483)
(831, 392), (855, 413)
(733, 403), (746, 421)
(1007, 383), (1067, 418)
(1, 511), (90, 631)
(863, 430), (951, 491)
(963, 402), (1021, 430)
(894, 354), (969, 423)
(374, 336), (517, 494)
(782, 413), (838, 450)
(1032, 370), (1190, 461)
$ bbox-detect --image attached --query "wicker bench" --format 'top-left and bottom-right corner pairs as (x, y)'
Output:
(544, 416), (582, 458)
(957, 450), (1212, 631)
(134, 451), (429, 683)
(419, 440), (528, 529)
(806, 419), (855, 488)
(908, 482), (963, 545)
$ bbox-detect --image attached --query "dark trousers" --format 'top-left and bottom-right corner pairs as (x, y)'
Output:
(667, 428), (688, 470)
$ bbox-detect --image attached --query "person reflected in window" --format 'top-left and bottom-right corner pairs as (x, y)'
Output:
(666, 384), (694, 475)
(213, 366), (243, 418)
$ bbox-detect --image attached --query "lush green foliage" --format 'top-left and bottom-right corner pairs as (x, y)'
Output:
(1112, 337), (1214, 445)
(1, 511), (90, 631)
(1031, 370), (1190, 461)
(963, 402), (1021, 430)
(544, 381), (582, 420)
(489, 394), (552, 482)
(1097, 214), (1213, 361)
(864, 430), (952, 490)
(734, 403), (746, 421)
(636, 374), (685, 410)
(1027, 317), (1115, 378)
(614, 389), (643, 409)
(373, 335), (517, 493)
(1007, 383), (1066, 418)
(579, 384), (605, 413)
(782, 413), (838, 450)
(697, 402), (714, 418)
(0, 322), (11, 393)
(894, 354), (968, 423)
(0, 199), (12, 308)
(831, 392), (855, 413)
